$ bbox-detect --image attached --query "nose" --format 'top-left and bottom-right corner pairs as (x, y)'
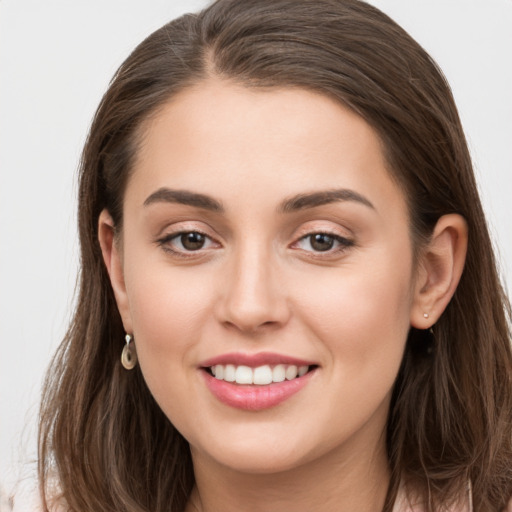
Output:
(216, 243), (291, 334)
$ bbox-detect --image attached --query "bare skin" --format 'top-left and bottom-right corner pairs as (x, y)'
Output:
(99, 80), (467, 512)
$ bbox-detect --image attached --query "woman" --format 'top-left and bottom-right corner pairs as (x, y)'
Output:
(38, 0), (512, 510)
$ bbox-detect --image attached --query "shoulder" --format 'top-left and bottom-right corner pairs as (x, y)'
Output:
(392, 483), (425, 512)
(392, 482), (473, 512)
(394, 481), (512, 512)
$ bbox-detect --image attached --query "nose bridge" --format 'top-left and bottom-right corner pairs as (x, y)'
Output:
(219, 235), (288, 332)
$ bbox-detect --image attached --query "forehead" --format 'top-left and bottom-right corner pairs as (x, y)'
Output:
(128, 79), (407, 220)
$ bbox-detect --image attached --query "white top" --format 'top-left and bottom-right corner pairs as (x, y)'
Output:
(393, 481), (473, 512)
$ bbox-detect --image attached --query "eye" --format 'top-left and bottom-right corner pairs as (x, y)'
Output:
(177, 232), (208, 251)
(295, 233), (353, 253)
(158, 231), (217, 253)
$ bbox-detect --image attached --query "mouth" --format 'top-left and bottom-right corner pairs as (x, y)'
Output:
(199, 353), (318, 411)
(204, 363), (317, 385)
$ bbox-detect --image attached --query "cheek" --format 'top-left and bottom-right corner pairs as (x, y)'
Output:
(122, 266), (217, 432)
(122, 259), (215, 383)
(291, 249), (414, 378)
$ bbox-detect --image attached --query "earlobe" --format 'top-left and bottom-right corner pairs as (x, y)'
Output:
(98, 209), (133, 334)
(410, 214), (468, 329)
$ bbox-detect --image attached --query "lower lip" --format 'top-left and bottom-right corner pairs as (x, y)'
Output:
(202, 370), (314, 411)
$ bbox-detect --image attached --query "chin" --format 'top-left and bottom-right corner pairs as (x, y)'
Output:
(196, 443), (312, 475)
(187, 420), (338, 476)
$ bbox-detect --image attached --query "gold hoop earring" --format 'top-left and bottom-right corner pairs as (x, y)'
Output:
(121, 334), (138, 370)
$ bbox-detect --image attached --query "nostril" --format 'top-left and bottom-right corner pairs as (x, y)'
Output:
(221, 318), (284, 335)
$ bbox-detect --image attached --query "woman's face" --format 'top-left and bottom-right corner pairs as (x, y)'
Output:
(110, 80), (420, 473)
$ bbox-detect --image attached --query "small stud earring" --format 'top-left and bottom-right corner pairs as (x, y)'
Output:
(423, 313), (429, 319)
(121, 334), (138, 370)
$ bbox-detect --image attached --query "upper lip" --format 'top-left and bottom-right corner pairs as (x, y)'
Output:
(199, 352), (317, 368)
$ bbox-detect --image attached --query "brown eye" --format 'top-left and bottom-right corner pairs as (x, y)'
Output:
(309, 233), (335, 251)
(157, 230), (218, 256)
(180, 232), (206, 251)
(294, 232), (354, 254)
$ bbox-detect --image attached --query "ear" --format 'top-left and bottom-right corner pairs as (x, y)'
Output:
(98, 209), (133, 334)
(410, 214), (468, 329)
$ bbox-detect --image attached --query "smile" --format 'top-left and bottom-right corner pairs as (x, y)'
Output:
(199, 353), (318, 411)
(210, 364), (310, 385)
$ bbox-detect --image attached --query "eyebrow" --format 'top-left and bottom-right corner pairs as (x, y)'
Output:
(143, 188), (224, 212)
(143, 187), (374, 214)
(279, 189), (375, 213)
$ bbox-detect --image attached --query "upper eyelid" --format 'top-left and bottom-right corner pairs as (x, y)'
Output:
(154, 220), (354, 245)
(291, 222), (354, 240)
(155, 220), (219, 239)
(158, 229), (218, 245)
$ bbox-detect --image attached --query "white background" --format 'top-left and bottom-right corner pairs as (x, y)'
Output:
(1, 0), (511, 507)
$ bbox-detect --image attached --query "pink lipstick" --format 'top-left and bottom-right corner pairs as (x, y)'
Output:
(199, 352), (317, 411)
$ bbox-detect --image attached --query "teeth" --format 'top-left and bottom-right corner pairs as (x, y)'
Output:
(285, 365), (297, 380)
(235, 365), (253, 384)
(253, 365), (273, 385)
(224, 364), (236, 382)
(272, 364), (286, 383)
(209, 364), (311, 385)
(214, 365), (224, 380)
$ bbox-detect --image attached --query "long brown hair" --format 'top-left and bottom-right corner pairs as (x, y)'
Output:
(38, 1), (512, 510)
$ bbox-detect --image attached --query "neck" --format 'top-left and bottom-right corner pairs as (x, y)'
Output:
(185, 427), (390, 512)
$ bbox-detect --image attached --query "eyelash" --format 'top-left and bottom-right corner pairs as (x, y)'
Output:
(293, 232), (354, 255)
(156, 230), (217, 257)
(156, 230), (354, 258)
